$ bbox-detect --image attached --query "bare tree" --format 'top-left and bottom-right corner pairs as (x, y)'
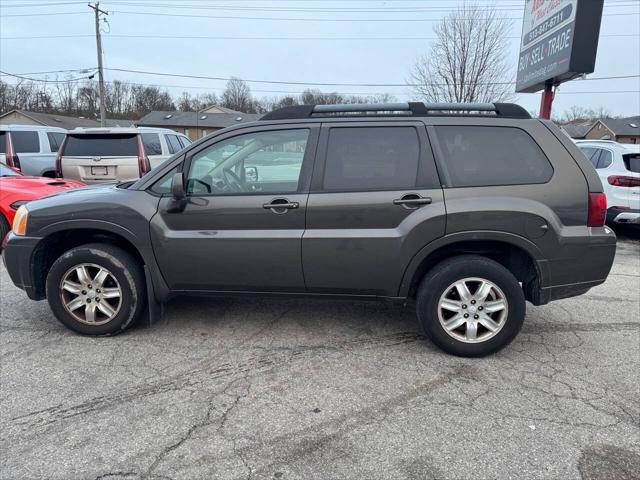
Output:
(221, 77), (254, 113)
(409, 4), (513, 103)
(560, 105), (612, 123)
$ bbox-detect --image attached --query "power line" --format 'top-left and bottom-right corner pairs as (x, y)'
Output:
(2, 33), (638, 40)
(0, 69), (96, 82)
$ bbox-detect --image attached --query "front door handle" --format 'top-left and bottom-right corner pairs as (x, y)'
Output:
(263, 198), (299, 213)
(393, 194), (432, 209)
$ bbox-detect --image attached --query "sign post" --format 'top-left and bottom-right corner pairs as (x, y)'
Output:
(516, 0), (604, 119)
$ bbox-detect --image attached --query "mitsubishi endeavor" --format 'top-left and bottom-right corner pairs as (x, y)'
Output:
(2, 102), (617, 356)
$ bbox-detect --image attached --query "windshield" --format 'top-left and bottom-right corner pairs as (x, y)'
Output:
(63, 134), (138, 157)
(0, 163), (21, 177)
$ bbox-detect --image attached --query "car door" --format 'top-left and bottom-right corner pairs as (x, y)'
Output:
(150, 123), (320, 292)
(302, 121), (446, 297)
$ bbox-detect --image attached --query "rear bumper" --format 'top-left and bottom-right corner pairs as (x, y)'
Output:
(2, 232), (43, 300)
(534, 226), (617, 305)
(607, 207), (640, 225)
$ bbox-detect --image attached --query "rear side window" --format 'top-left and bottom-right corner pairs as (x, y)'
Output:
(323, 126), (420, 191)
(141, 133), (162, 155)
(597, 149), (612, 168)
(11, 131), (40, 153)
(166, 135), (183, 154)
(62, 134), (138, 156)
(0, 131), (6, 154)
(434, 126), (553, 187)
(47, 132), (65, 152)
(623, 154), (640, 173)
(579, 147), (599, 168)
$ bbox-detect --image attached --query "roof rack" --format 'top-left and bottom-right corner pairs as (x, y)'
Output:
(260, 102), (531, 121)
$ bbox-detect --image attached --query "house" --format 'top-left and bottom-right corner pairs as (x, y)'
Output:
(560, 121), (593, 140)
(584, 116), (640, 144)
(0, 109), (135, 129)
(136, 110), (262, 141)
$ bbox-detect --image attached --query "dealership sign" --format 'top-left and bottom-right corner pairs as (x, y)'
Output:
(516, 0), (604, 93)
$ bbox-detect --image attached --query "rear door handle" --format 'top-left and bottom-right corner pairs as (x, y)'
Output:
(393, 194), (432, 209)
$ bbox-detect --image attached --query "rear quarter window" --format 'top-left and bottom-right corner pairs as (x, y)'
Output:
(62, 134), (138, 156)
(433, 126), (553, 187)
(141, 133), (162, 155)
(11, 131), (40, 153)
(47, 132), (65, 152)
(623, 154), (640, 173)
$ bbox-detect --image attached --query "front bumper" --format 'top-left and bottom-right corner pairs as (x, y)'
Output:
(2, 232), (43, 300)
(607, 207), (640, 225)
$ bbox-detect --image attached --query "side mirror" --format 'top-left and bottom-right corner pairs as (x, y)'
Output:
(167, 172), (187, 213)
(244, 166), (258, 183)
(171, 172), (186, 200)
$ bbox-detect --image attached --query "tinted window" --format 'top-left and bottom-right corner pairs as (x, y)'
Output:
(323, 127), (420, 191)
(47, 132), (65, 152)
(166, 135), (183, 154)
(434, 126), (553, 187)
(0, 132), (6, 154)
(623, 154), (640, 173)
(11, 131), (40, 153)
(62, 134), (138, 156)
(597, 149), (612, 168)
(141, 133), (162, 155)
(0, 163), (20, 177)
(150, 166), (178, 195)
(187, 129), (309, 195)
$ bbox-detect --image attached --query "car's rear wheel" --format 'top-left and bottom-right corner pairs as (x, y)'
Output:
(416, 255), (525, 357)
(45, 243), (146, 335)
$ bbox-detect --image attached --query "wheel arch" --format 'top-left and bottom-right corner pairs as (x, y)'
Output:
(30, 223), (168, 302)
(399, 231), (548, 303)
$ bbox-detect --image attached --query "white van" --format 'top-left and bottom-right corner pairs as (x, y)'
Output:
(0, 124), (67, 177)
(56, 127), (191, 183)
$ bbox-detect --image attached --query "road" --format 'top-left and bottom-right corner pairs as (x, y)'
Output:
(1, 237), (639, 480)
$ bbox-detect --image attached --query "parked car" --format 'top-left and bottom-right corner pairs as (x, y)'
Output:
(575, 140), (640, 225)
(3, 102), (616, 357)
(56, 127), (191, 183)
(0, 162), (84, 241)
(0, 124), (67, 177)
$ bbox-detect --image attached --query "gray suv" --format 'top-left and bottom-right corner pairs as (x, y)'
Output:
(1, 103), (617, 356)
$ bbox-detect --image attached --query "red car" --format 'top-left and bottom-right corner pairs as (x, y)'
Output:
(0, 162), (85, 239)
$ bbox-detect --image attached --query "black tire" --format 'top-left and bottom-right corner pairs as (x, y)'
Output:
(0, 214), (9, 247)
(416, 255), (525, 357)
(45, 243), (146, 335)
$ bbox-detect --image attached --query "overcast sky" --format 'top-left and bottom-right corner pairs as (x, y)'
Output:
(1, 0), (639, 117)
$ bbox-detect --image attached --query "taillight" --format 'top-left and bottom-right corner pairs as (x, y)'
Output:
(608, 175), (640, 188)
(137, 135), (150, 176)
(6, 133), (21, 170)
(587, 193), (607, 227)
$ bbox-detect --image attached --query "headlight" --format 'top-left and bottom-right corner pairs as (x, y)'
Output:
(10, 200), (29, 210)
(12, 205), (28, 236)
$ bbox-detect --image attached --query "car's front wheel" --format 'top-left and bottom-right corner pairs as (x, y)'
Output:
(46, 243), (146, 335)
(416, 255), (525, 357)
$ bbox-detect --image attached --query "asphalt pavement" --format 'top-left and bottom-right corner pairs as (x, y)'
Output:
(1, 235), (639, 480)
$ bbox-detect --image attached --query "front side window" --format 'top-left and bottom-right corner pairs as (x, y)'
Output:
(141, 133), (162, 155)
(187, 129), (309, 195)
(0, 163), (20, 177)
(179, 136), (191, 148)
(323, 126), (420, 191)
(11, 131), (40, 153)
(434, 126), (553, 187)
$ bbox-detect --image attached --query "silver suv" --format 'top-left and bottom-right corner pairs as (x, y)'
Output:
(57, 127), (191, 183)
(0, 124), (67, 177)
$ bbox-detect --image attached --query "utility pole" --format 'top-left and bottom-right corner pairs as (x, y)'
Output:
(89, 2), (108, 127)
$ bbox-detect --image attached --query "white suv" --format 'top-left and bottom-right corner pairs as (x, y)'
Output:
(0, 124), (67, 177)
(56, 127), (191, 183)
(576, 140), (640, 225)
